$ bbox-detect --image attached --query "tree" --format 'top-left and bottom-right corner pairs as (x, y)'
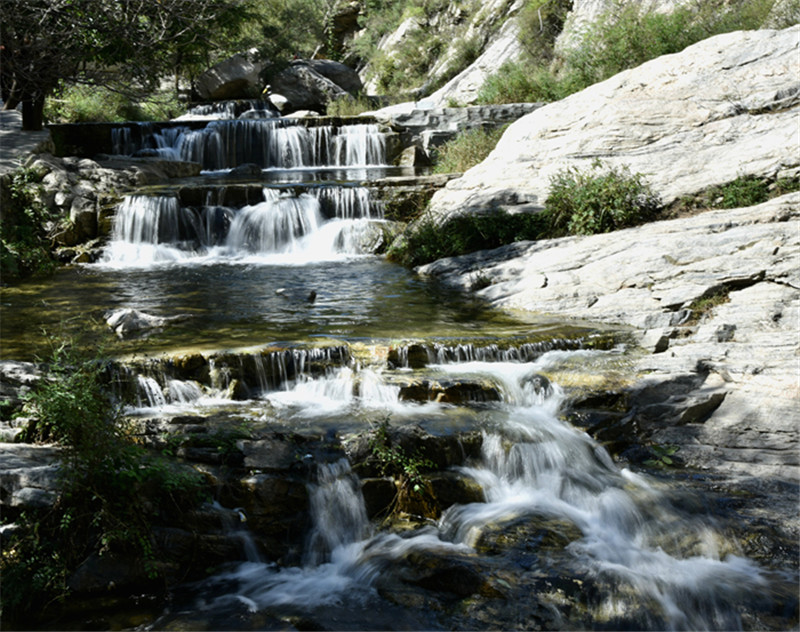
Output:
(0, 0), (253, 130)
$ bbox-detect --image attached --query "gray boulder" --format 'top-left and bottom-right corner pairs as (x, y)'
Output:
(304, 59), (363, 94)
(195, 48), (268, 101)
(105, 308), (176, 338)
(269, 60), (360, 113)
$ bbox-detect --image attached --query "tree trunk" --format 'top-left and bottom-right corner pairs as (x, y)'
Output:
(21, 96), (44, 131)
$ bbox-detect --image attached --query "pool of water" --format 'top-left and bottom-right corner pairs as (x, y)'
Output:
(0, 256), (600, 361)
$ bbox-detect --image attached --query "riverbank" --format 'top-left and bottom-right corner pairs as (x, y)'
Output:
(419, 191), (800, 537)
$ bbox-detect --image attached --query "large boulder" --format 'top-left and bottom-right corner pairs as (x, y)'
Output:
(195, 49), (268, 101)
(268, 60), (361, 113)
(426, 26), (800, 220)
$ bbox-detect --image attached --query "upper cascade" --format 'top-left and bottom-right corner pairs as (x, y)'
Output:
(111, 119), (388, 171)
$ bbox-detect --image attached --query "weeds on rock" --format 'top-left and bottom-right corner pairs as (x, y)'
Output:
(545, 160), (661, 236)
(2, 329), (206, 625)
(368, 417), (437, 519)
(432, 125), (508, 174)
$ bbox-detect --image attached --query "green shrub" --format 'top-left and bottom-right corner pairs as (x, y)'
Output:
(388, 209), (547, 267)
(326, 94), (379, 117)
(480, 0), (781, 106)
(0, 167), (57, 282)
(44, 83), (183, 123)
(711, 176), (771, 209)
(432, 125), (508, 174)
(2, 331), (206, 623)
(477, 61), (569, 104)
(544, 161), (661, 236)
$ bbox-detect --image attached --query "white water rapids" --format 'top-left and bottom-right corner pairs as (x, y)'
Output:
(134, 350), (766, 630)
(100, 186), (385, 267)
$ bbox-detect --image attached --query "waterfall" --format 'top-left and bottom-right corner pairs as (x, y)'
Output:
(110, 120), (388, 170)
(185, 351), (767, 629)
(225, 190), (324, 254)
(304, 460), (371, 566)
(100, 186), (385, 266)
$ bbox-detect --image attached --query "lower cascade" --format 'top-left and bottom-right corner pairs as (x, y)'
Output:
(134, 351), (775, 631)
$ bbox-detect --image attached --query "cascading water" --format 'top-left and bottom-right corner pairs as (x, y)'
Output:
(140, 350), (772, 630)
(101, 185), (386, 266)
(8, 102), (788, 631)
(111, 119), (386, 170)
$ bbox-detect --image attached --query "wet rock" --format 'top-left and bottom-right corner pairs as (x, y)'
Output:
(0, 444), (62, 517)
(229, 163), (262, 176)
(239, 435), (308, 471)
(68, 552), (150, 596)
(401, 551), (488, 597)
(105, 308), (165, 337)
(105, 308), (185, 338)
(0, 360), (41, 420)
(237, 473), (309, 560)
(360, 477), (396, 519)
(398, 377), (501, 404)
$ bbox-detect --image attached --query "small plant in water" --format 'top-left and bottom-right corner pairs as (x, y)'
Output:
(644, 444), (680, 469)
(368, 417), (436, 518)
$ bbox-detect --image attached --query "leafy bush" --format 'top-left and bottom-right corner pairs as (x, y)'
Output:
(544, 161), (661, 236)
(0, 167), (57, 281)
(477, 61), (569, 104)
(44, 83), (183, 123)
(432, 125), (508, 174)
(388, 209), (547, 268)
(2, 331), (206, 623)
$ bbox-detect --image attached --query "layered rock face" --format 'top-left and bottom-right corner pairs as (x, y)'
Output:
(426, 26), (800, 218)
(420, 194), (799, 480)
(419, 27), (800, 489)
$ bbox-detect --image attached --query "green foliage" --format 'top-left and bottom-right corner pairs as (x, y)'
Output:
(388, 209), (547, 268)
(544, 161), (661, 236)
(2, 330), (207, 622)
(44, 83), (184, 124)
(710, 176), (771, 209)
(480, 0), (782, 105)
(517, 0), (573, 64)
(687, 287), (730, 323)
(0, 167), (57, 282)
(432, 125), (507, 174)
(326, 94), (379, 117)
(477, 61), (569, 104)
(643, 444), (680, 469)
(369, 418), (434, 497)
(672, 176), (799, 215)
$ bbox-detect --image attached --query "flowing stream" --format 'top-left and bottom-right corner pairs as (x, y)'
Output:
(2, 109), (794, 630)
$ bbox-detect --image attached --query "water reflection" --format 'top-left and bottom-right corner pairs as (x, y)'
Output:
(1, 258), (544, 360)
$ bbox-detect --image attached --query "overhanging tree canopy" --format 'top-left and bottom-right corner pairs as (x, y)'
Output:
(0, 0), (253, 130)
